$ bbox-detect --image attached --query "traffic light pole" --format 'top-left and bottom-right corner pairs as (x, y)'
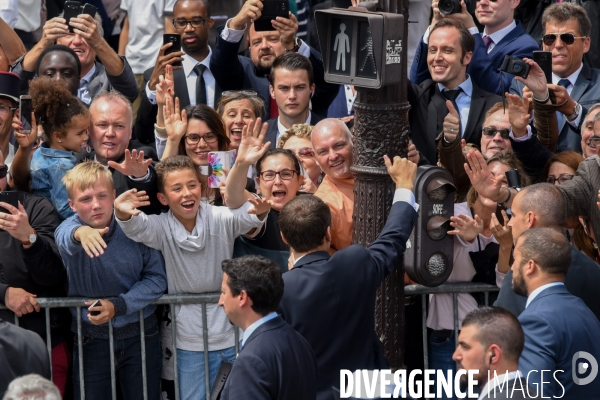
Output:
(350, 0), (411, 370)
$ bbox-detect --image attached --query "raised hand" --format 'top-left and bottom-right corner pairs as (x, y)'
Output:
(149, 42), (184, 88)
(164, 96), (187, 142)
(107, 149), (152, 178)
(230, 0), (263, 30)
(156, 64), (175, 108)
(12, 112), (38, 148)
(0, 201), (35, 244)
(68, 14), (104, 49)
(236, 117), (270, 166)
(40, 17), (69, 45)
(549, 84), (578, 117)
(506, 93), (531, 136)
(273, 12), (299, 49)
(448, 213), (483, 243)
(490, 210), (513, 248)
(75, 225), (109, 258)
(114, 189), (150, 221)
(384, 155), (417, 191)
(443, 101), (460, 143)
(515, 58), (548, 99)
(247, 196), (272, 217)
(464, 150), (504, 202)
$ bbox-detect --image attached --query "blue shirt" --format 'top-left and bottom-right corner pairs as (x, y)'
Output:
(30, 142), (77, 220)
(242, 312), (278, 347)
(437, 76), (474, 138)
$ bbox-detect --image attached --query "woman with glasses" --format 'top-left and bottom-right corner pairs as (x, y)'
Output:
(231, 147), (308, 273)
(277, 123), (322, 193)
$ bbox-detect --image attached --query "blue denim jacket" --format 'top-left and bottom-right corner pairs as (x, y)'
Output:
(31, 142), (76, 220)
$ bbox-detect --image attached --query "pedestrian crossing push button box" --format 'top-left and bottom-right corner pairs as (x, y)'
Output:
(315, 8), (404, 88)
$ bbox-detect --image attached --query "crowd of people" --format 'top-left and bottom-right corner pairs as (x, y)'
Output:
(1, 0), (600, 399)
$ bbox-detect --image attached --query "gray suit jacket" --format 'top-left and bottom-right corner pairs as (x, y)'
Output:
(509, 64), (600, 152)
(480, 377), (538, 399)
(12, 56), (139, 104)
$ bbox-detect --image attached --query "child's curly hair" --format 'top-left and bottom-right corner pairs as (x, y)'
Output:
(28, 77), (89, 143)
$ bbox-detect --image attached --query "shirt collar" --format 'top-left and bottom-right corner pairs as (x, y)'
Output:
(80, 64), (96, 86)
(242, 312), (278, 347)
(277, 111), (312, 137)
(478, 371), (523, 400)
(552, 63), (584, 87)
(525, 282), (564, 308)
(483, 20), (516, 45)
(183, 47), (213, 78)
(437, 75), (474, 98)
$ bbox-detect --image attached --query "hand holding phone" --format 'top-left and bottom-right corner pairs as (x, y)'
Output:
(19, 95), (32, 135)
(163, 34), (183, 67)
(0, 191), (20, 214)
(532, 51), (552, 84)
(254, 0), (289, 32)
(63, 1), (82, 33)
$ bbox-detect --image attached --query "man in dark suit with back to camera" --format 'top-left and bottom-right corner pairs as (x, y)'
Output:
(218, 255), (317, 400)
(277, 155), (418, 400)
(512, 227), (600, 399)
(210, 0), (339, 120)
(407, 18), (501, 165)
(453, 307), (538, 400)
(411, 0), (538, 96)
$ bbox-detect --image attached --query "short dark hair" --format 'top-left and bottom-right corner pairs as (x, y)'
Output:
(516, 183), (566, 228)
(429, 18), (475, 61)
(268, 52), (314, 86)
(543, 3), (591, 37)
(179, 104), (230, 155)
(155, 155), (198, 193)
(256, 148), (301, 177)
(462, 307), (524, 362)
(221, 255), (284, 316)
(517, 227), (571, 276)
(279, 195), (331, 252)
(35, 44), (82, 78)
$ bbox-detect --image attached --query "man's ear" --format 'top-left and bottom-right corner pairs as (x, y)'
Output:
(157, 192), (168, 206)
(68, 198), (76, 212)
(325, 226), (332, 243)
(112, 189), (116, 202)
(280, 231), (289, 246)
(462, 51), (473, 66)
(310, 84), (315, 98)
(269, 85), (275, 99)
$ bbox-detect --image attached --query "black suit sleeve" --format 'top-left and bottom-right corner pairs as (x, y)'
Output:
(133, 68), (159, 145)
(210, 26), (247, 92)
(510, 134), (553, 180)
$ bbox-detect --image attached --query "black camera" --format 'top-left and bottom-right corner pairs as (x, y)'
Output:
(500, 55), (530, 79)
(439, 0), (475, 16)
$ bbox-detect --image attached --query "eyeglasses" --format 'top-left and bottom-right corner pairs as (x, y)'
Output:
(482, 126), (510, 139)
(295, 147), (314, 157)
(0, 105), (17, 114)
(0, 165), (7, 179)
(542, 33), (587, 46)
(586, 136), (600, 148)
(184, 132), (218, 145)
(259, 169), (298, 181)
(172, 18), (208, 30)
(546, 174), (574, 185)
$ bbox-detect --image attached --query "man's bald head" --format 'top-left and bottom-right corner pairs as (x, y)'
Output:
(311, 119), (354, 180)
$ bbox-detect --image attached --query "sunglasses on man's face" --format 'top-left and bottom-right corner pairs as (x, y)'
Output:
(482, 126), (510, 139)
(542, 33), (587, 46)
(0, 165), (7, 180)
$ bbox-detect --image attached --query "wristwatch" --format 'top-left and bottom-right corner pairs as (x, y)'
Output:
(286, 38), (301, 53)
(566, 103), (581, 122)
(21, 229), (37, 246)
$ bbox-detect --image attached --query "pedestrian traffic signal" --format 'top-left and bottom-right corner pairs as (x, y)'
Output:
(314, 8), (404, 88)
(405, 166), (455, 287)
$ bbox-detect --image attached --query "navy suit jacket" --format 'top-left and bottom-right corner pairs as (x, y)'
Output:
(510, 64), (600, 152)
(518, 284), (600, 399)
(407, 79), (501, 164)
(410, 21), (539, 96)
(495, 246), (600, 321)
(278, 200), (418, 400)
(210, 26), (339, 120)
(327, 85), (355, 118)
(265, 113), (324, 149)
(221, 316), (317, 400)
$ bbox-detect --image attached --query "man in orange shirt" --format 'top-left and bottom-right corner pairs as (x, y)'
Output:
(312, 119), (354, 252)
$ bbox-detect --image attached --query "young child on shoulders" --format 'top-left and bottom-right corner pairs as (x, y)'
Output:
(13, 78), (90, 219)
(54, 161), (167, 400)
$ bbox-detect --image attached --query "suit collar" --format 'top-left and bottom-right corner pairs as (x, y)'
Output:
(526, 282), (567, 308)
(293, 250), (330, 269)
(570, 63), (592, 103)
(488, 20), (525, 53)
(242, 315), (285, 349)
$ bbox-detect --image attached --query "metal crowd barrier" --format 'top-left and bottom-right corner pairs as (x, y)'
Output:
(3, 284), (499, 400)
(404, 282), (501, 370)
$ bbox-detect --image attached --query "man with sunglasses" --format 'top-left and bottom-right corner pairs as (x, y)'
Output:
(0, 72), (19, 171)
(134, 0), (217, 145)
(209, 0), (339, 120)
(509, 3), (600, 153)
(410, 0), (539, 96)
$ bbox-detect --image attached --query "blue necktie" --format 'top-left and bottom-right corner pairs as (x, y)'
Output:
(556, 79), (571, 128)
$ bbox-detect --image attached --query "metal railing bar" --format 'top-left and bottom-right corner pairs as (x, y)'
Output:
(77, 307), (84, 400)
(45, 307), (52, 379)
(109, 320), (116, 400)
(172, 304), (179, 400)
(140, 310), (147, 400)
(202, 303), (210, 400)
(421, 294), (428, 370)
